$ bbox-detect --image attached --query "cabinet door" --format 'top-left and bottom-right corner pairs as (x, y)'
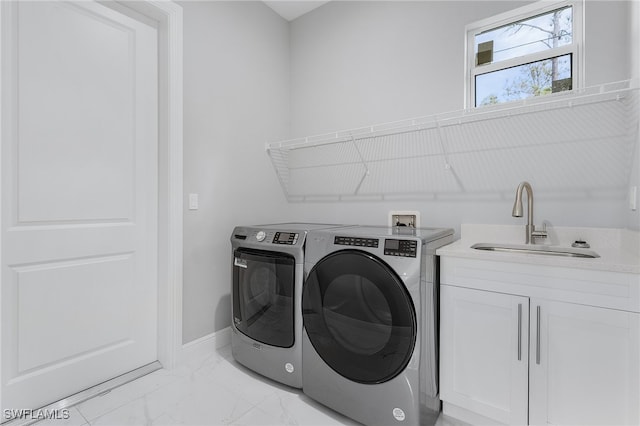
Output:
(440, 285), (529, 425)
(530, 300), (640, 425)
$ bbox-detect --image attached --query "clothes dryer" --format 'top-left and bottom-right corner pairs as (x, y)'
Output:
(230, 223), (348, 388)
(302, 226), (454, 425)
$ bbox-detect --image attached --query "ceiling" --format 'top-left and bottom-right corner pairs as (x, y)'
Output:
(263, 1), (329, 21)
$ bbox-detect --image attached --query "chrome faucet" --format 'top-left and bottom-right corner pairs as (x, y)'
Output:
(512, 181), (547, 244)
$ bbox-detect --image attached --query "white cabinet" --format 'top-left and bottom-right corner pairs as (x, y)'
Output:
(439, 257), (640, 426)
(440, 285), (529, 425)
(529, 300), (640, 426)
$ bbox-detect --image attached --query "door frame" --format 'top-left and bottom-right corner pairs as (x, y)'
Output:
(120, 0), (184, 372)
(0, 0), (184, 407)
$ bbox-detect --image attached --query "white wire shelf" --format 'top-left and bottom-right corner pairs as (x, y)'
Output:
(266, 80), (639, 202)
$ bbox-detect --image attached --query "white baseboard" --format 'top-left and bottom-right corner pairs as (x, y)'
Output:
(442, 402), (501, 425)
(179, 327), (231, 365)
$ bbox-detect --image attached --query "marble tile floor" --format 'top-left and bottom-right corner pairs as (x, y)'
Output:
(34, 345), (464, 426)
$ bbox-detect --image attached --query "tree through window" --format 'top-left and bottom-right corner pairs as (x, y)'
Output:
(466, 1), (582, 107)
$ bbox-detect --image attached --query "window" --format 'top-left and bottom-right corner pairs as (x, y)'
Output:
(466, 1), (583, 108)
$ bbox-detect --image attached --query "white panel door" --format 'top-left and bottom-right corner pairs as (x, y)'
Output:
(529, 300), (640, 426)
(1, 0), (158, 411)
(440, 285), (529, 425)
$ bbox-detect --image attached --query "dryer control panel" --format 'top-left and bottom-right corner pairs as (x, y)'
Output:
(384, 239), (418, 257)
(334, 236), (379, 248)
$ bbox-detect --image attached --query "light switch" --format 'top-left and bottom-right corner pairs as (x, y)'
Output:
(630, 186), (637, 211)
(188, 193), (199, 210)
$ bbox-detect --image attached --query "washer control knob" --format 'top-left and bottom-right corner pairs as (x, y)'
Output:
(256, 231), (266, 242)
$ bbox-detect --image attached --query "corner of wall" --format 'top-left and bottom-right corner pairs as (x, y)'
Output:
(627, 0), (640, 231)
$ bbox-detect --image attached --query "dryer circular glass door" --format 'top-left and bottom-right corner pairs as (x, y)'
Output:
(302, 249), (416, 384)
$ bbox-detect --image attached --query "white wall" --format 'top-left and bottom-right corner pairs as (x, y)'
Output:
(290, 0), (631, 136)
(180, 1), (289, 343)
(584, 1), (631, 85)
(290, 1), (527, 135)
(284, 1), (634, 233)
(179, 0), (637, 343)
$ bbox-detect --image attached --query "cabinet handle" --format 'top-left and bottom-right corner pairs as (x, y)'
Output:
(536, 305), (541, 365)
(517, 303), (522, 361)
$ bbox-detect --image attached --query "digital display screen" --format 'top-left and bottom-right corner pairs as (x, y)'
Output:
(274, 232), (297, 243)
(384, 239), (400, 250)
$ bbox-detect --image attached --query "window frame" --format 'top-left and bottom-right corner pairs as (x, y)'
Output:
(465, 0), (584, 108)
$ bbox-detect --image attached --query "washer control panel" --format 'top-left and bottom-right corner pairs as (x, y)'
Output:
(384, 239), (418, 257)
(334, 236), (379, 248)
(272, 232), (299, 245)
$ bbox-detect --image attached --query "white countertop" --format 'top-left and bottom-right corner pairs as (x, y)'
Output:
(436, 224), (640, 274)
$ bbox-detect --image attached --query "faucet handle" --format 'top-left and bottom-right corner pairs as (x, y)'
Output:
(532, 223), (548, 241)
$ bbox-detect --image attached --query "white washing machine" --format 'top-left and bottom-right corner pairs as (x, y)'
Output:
(230, 223), (348, 388)
(302, 226), (454, 425)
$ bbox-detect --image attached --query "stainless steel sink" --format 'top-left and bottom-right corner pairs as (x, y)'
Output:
(471, 243), (600, 258)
